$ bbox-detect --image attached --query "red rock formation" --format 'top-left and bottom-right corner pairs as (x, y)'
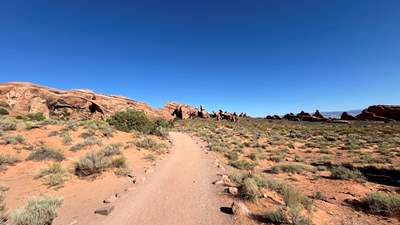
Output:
(0, 82), (173, 120)
(340, 112), (357, 120)
(360, 105), (400, 121)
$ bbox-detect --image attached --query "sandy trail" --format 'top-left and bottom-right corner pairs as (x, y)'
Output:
(80, 132), (232, 225)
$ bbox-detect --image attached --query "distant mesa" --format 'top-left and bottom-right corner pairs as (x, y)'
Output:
(266, 106), (400, 123)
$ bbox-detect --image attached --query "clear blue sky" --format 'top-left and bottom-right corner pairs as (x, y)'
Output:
(1, 0), (399, 116)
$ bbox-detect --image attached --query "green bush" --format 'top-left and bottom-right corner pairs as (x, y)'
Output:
(74, 151), (112, 177)
(330, 166), (363, 180)
(111, 155), (127, 168)
(8, 196), (63, 225)
(27, 146), (65, 161)
(360, 192), (400, 216)
(107, 110), (155, 133)
(27, 112), (46, 121)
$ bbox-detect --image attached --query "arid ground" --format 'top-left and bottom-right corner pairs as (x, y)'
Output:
(1, 114), (400, 225)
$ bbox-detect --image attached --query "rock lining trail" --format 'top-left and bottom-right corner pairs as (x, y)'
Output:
(79, 132), (233, 225)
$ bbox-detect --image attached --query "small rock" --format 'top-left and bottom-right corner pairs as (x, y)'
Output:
(222, 175), (234, 186)
(227, 187), (238, 195)
(95, 206), (114, 216)
(231, 201), (250, 217)
(212, 180), (223, 185)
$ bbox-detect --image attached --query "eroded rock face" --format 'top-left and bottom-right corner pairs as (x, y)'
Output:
(0, 82), (173, 120)
(340, 112), (358, 120)
(359, 105), (400, 121)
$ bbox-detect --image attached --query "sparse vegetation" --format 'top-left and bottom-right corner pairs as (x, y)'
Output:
(263, 207), (288, 224)
(360, 192), (400, 216)
(271, 163), (310, 174)
(134, 137), (162, 150)
(100, 143), (123, 156)
(229, 160), (255, 170)
(330, 166), (363, 180)
(2, 134), (25, 145)
(0, 154), (20, 169)
(27, 146), (65, 161)
(26, 112), (46, 121)
(74, 151), (112, 177)
(35, 162), (69, 187)
(8, 196), (63, 225)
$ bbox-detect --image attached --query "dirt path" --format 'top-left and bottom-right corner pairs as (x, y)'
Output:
(79, 132), (233, 225)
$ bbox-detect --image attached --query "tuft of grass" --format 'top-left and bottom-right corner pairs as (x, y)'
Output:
(27, 146), (65, 162)
(224, 151), (239, 161)
(2, 134), (25, 145)
(107, 110), (155, 133)
(60, 129), (72, 145)
(239, 177), (262, 200)
(27, 112), (46, 121)
(99, 143), (123, 157)
(271, 163), (309, 174)
(8, 196), (63, 225)
(263, 207), (288, 224)
(360, 192), (400, 216)
(0, 119), (17, 131)
(111, 155), (127, 168)
(330, 166), (363, 180)
(0, 154), (20, 169)
(74, 151), (111, 177)
(114, 167), (132, 177)
(229, 160), (255, 170)
(134, 137), (160, 150)
(70, 136), (102, 151)
(35, 162), (69, 187)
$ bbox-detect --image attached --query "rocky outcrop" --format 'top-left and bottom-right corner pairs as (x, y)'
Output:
(313, 110), (328, 121)
(357, 105), (400, 121)
(210, 110), (238, 122)
(0, 82), (173, 120)
(340, 112), (357, 120)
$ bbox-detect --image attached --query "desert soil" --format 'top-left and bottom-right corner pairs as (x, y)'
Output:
(76, 132), (233, 225)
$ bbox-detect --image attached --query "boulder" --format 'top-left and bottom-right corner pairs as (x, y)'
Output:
(313, 110), (328, 121)
(94, 206), (114, 216)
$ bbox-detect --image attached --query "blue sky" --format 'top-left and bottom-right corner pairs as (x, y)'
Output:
(0, 0), (399, 116)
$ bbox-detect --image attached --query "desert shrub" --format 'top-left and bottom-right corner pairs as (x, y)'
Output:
(134, 137), (160, 150)
(271, 163), (309, 174)
(0, 107), (9, 115)
(27, 112), (46, 121)
(0, 119), (17, 131)
(263, 207), (288, 224)
(2, 134), (25, 145)
(79, 128), (96, 139)
(100, 125), (114, 138)
(8, 196), (63, 225)
(35, 162), (69, 187)
(282, 187), (312, 209)
(289, 206), (313, 225)
(114, 167), (132, 177)
(107, 110), (155, 133)
(229, 160), (255, 170)
(0, 154), (20, 168)
(225, 151), (239, 161)
(100, 143), (123, 156)
(27, 146), (65, 161)
(360, 192), (400, 216)
(330, 166), (363, 180)
(249, 150), (266, 161)
(144, 154), (156, 161)
(60, 129), (72, 145)
(112, 155), (127, 168)
(70, 136), (101, 151)
(74, 151), (111, 177)
(239, 177), (262, 200)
